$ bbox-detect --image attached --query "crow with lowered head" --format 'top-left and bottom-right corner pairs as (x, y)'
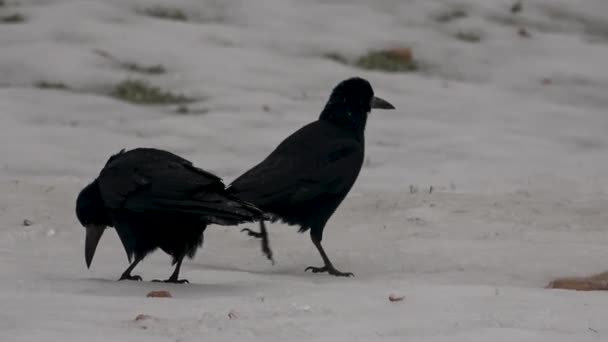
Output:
(229, 77), (395, 277)
(76, 148), (267, 283)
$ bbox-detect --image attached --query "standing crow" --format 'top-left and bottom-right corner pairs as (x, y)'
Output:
(229, 77), (395, 276)
(76, 148), (266, 283)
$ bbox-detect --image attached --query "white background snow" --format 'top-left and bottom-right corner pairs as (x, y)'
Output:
(1, 0), (608, 341)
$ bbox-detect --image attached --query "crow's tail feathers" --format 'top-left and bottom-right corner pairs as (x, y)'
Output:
(202, 193), (270, 226)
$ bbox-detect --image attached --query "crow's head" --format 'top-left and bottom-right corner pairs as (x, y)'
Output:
(75, 180), (110, 269)
(319, 77), (394, 134)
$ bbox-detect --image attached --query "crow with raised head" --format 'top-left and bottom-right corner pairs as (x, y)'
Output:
(229, 77), (395, 277)
(76, 148), (266, 283)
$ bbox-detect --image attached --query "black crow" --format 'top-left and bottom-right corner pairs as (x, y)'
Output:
(76, 148), (266, 283)
(229, 77), (395, 277)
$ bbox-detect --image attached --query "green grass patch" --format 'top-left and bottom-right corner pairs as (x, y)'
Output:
(138, 6), (187, 21)
(94, 49), (167, 75)
(111, 79), (193, 105)
(1, 13), (25, 23)
(324, 48), (419, 73)
(34, 81), (70, 90)
(354, 49), (418, 72)
(455, 31), (482, 43)
(433, 7), (468, 23)
(123, 62), (166, 75)
(323, 52), (349, 65)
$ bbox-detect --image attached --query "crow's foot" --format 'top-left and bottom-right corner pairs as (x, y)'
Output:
(152, 278), (189, 284)
(304, 266), (353, 277)
(118, 274), (142, 281)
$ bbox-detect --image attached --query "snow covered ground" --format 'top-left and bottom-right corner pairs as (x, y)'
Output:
(1, 0), (608, 341)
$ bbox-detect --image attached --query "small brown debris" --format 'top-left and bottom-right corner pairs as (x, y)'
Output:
(147, 290), (172, 298)
(546, 279), (608, 291)
(228, 310), (239, 319)
(134, 314), (153, 321)
(22, 219), (33, 226)
(388, 294), (405, 302)
(541, 78), (552, 85)
(385, 47), (413, 63)
(546, 271), (608, 291)
(518, 27), (531, 38)
(262, 104), (270, 112)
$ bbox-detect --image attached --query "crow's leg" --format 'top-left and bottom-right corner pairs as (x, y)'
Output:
(259, 221), (274, 264)
(119, 256), (143, 281)
(242, 221), (274, 264)
(153, 256), (189, 284)
(305, 234), (353, 277)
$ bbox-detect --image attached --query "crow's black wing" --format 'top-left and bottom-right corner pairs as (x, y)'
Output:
(97, 148), (261, 222)
(229, 122), (364, 206)
(290, 140), (362, 202)
(98, 148), (222, 208)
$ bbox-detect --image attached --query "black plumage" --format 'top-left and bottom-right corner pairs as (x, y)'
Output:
(229, 77), (395, 276)
(76, 148), (266, 283)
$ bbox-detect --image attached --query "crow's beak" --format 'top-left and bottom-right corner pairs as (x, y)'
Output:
(85, 224), (105, 269)
(371, 96), (395, 110)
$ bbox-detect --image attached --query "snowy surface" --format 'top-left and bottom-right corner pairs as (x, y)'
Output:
(1, 0), (608, 341)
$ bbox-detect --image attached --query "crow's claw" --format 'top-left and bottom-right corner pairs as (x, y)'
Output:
(119, 274), (142, 281)
(304, 266), (353, 277)
(152, 278), (189, 284)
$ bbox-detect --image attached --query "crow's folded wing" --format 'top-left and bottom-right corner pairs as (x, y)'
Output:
(229, 138), (363, 206)
(98, 148), (227, 215)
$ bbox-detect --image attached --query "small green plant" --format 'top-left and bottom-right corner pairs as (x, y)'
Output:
(433, 8), (468, 23)
(323, 52), (349, 65)
(354, 50), (418, 72)
(94, 49), (167, 75)
(1, 13), (25, 23)
(123, 62), (166, 75)
(138, 6), (187, 21)
(34, 81), (70, 90)
(176, 104), (189, 114)
(455, 31), (482, 43)
(111, 79), (193, 105)
(175, 105), (209, 115)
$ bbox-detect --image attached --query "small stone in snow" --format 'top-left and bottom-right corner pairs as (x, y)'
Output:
(134, 314), (153, 321)
(23, 219), (33, 226)
(388, 294), (405, 302)
(511, 1), (523, 14)
(228, 310), (239, 319)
